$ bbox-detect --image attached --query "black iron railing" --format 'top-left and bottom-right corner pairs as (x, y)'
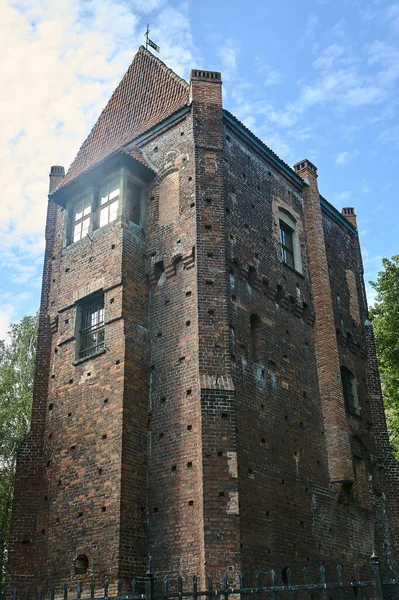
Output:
(2, 554), (399, 600)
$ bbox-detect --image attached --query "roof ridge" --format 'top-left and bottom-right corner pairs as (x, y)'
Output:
(57, 45), (190, 189)
(137, 45), (189, 89)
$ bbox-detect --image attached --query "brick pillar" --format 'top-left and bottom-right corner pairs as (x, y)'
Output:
(8, 166), (63, 586)
(365, 320), (399, 557)
(294, 159), (353, 485)
(190, 70), (241, 581)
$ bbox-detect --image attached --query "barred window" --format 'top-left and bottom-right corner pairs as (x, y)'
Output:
(78, 295), (105, 359)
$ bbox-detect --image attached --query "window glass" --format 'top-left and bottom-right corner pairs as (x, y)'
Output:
(98, 177), (120, 226)
(79, 295), (105, 359)
(100, 177), (120, 205)
(280, 220), (295, 269)
(72, 196), (91, 243)
(340, 367), (359, 416)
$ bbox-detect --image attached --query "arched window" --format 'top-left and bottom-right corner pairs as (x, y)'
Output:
(250, 314), (262, 363)
(340, 366), (360, 416)
(278, 208), (303, 273)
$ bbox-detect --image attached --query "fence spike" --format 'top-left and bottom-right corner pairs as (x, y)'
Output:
(90, 581), (95, 600)
(63, 583), (68, 600)
(353, 565), (361, 600)
(222, 573), (228, 589)
(177, 575), (183, 599)
(104, 578), (109, 600)
(336, 565), (344, 600)
(117, 580), (122, 597)
(238, 573), (243, 589)
(392, 560), (399, 580)
(12, 587), (17, 600)
(254, 570), (259, 587)
(370, 553), (384, 600)
(319, 565), (327, 600)
(76, 583), (81, 600)
(163, 577), (168, 595)
(286, 567), (292, 587)
(192, 575), (198, 600)
(131, 579), (136, 596)
(302, 567), (310, 600)
(37, 584), (42, 600)
(49, 585), (55, 600)
(24, 586), (29, 600)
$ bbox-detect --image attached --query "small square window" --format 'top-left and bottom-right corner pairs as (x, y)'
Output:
(77, 293), (105, 360)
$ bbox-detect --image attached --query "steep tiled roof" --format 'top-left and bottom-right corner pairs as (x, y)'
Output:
(59, 46), (189, 189)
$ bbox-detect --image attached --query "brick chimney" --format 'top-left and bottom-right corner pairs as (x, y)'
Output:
(49, 165), (65, 193)
(189, 69), (222, 105)
(294, 158), (354, 486)
(342, 207), (357, 229)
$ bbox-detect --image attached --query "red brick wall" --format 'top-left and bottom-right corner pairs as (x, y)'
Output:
(8, 67), (399, 590)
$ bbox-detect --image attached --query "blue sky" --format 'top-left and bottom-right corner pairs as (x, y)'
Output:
(1, 0), (398, 336)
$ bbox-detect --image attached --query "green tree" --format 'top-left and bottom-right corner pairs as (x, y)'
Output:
(0, 314), (38, 585)
(370, 255), (399, 459)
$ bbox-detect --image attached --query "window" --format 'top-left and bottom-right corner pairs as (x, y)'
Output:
(340, 366), (360, 416)
(77, 294), (105, 360)
(99, 177), (120, 227)
(280, 220), (295, 269)
(66, 169), (146, 246)
(72, 196), (91, 243)
(278, 208), (302, 273)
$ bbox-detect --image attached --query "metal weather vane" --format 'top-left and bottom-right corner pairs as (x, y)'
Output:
(145, 24), (160, 53)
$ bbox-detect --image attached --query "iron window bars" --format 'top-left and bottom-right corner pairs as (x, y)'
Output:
(79, 298), (105, 359)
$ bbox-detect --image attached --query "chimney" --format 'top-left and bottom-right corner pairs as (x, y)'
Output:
(189, 70), (222, 107)
(341, 207), (357, 229)
(49, 165), (65, 193)
(293, 158), (318, 180)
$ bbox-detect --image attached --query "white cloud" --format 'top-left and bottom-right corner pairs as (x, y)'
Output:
(217, 38), (240, 81)
(0, 0), (198, 335)
(0, 305), (14, 340)
(335, 190), (352, 201)
(255, 58), (284, 86)
(336, 151), (349, 165)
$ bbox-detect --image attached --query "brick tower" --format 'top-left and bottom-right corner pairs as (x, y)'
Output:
(8, 46), (399, 588)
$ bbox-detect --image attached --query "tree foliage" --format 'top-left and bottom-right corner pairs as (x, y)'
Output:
(370, 255), (399, 459)
(0, 314), (38, 585)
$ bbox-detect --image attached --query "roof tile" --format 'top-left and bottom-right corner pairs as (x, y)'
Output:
(59, 46), (189, 189)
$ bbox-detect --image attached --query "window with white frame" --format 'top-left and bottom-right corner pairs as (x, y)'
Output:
(67, 170), (146, 246)
(99, 177), (120, 227)
(72, 196), (91, 243)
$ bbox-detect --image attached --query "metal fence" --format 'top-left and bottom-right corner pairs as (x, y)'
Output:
(2, 554), (399, 600)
